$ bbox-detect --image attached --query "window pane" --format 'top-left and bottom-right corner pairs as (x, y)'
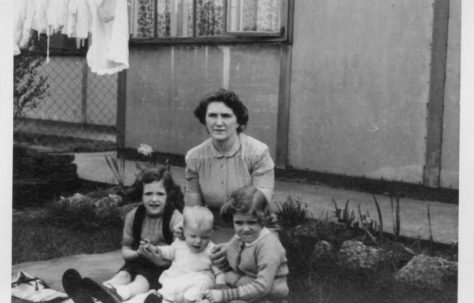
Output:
(196, 0), (225, 37)
(156, 0), (194, 37)
(227, 0), (281, 33)
(130, 0), (155, 38)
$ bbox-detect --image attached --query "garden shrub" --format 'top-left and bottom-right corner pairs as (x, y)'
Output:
(14, 31), (49, 122)
(276, 196), (311, 229)
(44, 196), (123, 232)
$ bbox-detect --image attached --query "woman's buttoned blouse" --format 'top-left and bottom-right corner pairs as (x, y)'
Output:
(185, 134), (274, 209)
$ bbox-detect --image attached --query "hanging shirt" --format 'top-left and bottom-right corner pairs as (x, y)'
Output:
(86, 0), (129, 75)
(47, 0), (69, 34)
(14, 0), (29, 54)
(32, 0), (49, 34)
(64, 0), (89, 39)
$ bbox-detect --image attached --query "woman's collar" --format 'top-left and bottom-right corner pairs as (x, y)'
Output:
(210, 134), (242, 158)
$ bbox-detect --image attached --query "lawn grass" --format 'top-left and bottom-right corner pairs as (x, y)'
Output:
(12, 186), (124, 265)
(12, 214), (122, 265)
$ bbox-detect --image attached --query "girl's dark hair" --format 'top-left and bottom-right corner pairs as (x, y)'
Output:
(194, 88), (249, 133)
(220, 185), (272, 226)
(130, 167), (184, 213)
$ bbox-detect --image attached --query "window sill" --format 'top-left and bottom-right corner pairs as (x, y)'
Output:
(129, 36), (292, 46)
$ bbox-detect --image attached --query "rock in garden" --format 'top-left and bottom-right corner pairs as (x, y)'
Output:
(62, 193), (94, 206)
(337, 240), (385, 270)
(311, 240), (334, 260)
(394, 254), (457, 289)
(94, 194), (122, 209)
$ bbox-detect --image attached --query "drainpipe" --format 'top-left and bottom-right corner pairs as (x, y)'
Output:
(423, 0), (450, 187)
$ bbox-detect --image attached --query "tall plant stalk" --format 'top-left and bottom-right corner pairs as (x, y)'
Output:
(390, 196), (401, 242)
(104, 154), (126, 188)
(427, 204), (434, 251)
(372, 194), (384, 240)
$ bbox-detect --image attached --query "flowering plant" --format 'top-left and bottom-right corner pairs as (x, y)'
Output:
(135, 143), (158, 172)
(104, 143), (158, 188)
(137, 144), (153, 157)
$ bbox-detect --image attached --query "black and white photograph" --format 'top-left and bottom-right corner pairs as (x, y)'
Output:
(4, 0), (474, 302)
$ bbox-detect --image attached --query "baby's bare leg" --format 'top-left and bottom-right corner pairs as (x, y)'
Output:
(125, 274), (150, 297)
(103, 270), (132, 287)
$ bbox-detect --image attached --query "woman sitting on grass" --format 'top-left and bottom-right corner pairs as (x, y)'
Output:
(205, 185), (289, 303)
(62, 167), (184, 303)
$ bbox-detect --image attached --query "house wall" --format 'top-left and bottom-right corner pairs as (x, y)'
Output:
(123, 0), (460, 189)
(440, 0), (460, 189)
(288, 0), (434, 184)
(124, 45), (280, 156)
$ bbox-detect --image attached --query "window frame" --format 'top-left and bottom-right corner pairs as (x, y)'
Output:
(129, 0), (293, 45)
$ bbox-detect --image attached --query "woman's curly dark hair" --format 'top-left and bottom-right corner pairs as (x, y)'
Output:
(194, 88), (249, 133)
(220, 185), (272, 226)
(129, 167), (184, 213)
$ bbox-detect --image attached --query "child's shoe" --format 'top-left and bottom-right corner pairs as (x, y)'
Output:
(144, 291), (163, 303)
(61, 268), (94, 303)
(81, 277), (123, 303)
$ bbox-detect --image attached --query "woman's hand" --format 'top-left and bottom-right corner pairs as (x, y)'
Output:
(210, 243), (229, 271)
(173, 222), (184, 240)
(205, 290), (223, 303)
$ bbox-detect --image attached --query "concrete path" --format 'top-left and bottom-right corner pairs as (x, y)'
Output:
(74, 152), (458, 245)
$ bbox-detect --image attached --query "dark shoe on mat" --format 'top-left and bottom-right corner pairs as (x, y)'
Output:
(62, 268), (94, 303)
(81, 277), (123, 303)
(144, 292), (163, 303)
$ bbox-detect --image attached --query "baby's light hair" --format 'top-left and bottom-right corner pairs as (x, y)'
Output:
(183, 206), (214, 231)
(220, 185), (272, 226)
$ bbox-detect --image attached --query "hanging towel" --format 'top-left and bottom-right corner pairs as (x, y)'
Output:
(19, 0), (36, 48)
(64, 0), (89, 40)
(76, 0), (90, 39)
(14, 0), (29, 55)
(32, 0), (49, 35)
(47, 0), (70, 34)
(64, 0), (77, 37)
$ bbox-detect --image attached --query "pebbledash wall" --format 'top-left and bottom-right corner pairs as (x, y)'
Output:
(121, 0), (460, 189)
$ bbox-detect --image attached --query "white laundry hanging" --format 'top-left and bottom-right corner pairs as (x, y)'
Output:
(14, 0), (130, 75)
(47, 0), (69, 34)
(86, 0), (129, 75)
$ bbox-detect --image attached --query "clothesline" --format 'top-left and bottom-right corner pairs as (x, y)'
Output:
(14, 0), (130, 75)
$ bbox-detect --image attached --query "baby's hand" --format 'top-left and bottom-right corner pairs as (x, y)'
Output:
(153, 246), (162, 256)
(140, 238), (150, 246)
(205, 290), (223, 303)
